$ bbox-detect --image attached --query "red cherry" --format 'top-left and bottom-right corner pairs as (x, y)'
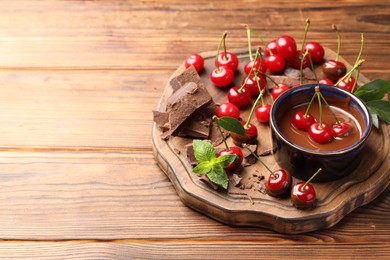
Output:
(244, 58), (267, 74)
(288, 50), (310, 70)
(217, 146), (244, 170)
(255, 104), (271, 123)
(332, 122), (350, 137)
(264, 39), (278, 57)
(227, 86), (251, 108)
(265, 54), (286, 74)
(266, 169), (292, 197)
(210, 67), (234, 88)
(308, 122), (333, 144)
(337, 76), (356, 92)
(322, 59), (347, 81)
(304, 42), (325, 63)
(243, 121), (258, 137)
(291, 111), (316, 131)
(243, 74), (267, 97)
(217, 102), (240, 119)
(276, 35), (297, 59)
(291, 181), (316, 210)
(184, 54), (204, 73)
(216, 51), (239, 72)
(319, 78), (334, 85)
(271, 83), (290, 100)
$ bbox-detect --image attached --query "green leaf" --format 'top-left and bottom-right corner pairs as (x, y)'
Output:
(192, 161), (212, 174)
(192, 139), (216, 163)
(206, 165), (229, 189)
(354, 79), (390, 102)
(214, 154), (236, 168)
(366, 100), (390, 124)
(217, 116), (246, 136)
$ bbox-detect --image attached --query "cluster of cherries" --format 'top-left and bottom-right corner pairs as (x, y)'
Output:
(292, 86), (351, 144)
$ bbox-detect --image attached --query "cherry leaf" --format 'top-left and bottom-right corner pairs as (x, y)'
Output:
(354, 78), (390, 102)
(366, 100), (390, 125)
(217, 116), (246, 136)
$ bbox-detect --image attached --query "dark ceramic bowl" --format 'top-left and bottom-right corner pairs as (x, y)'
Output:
(270, 84), (372, 182)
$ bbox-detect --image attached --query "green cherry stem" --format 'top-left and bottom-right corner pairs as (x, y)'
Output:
(249, 28), (265, 45)
(332, 24), (341, 62)
(244, 24), (253, 61)
(212, 116), (230, 150)
(351, 65), (361, 93)
(307, 49), (318, 82)
(300, 18), (311, 56)
(316, 86), (323, 129)
(215, 31), (228, 70)
(301, 168), (322, 191)
(318, 92), (341, 125)
(299, 49), (310, 85)
(243, 144), (276, 178)
(244, 89), (264, 129)
(239, 48), (261, 93)
(304, 87), (318, 117)
(261, 72), (280, 88)
(344, 33), (364, 82)
(335, 59), (365, 86)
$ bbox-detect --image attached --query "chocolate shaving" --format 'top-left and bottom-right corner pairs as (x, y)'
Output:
(185, 144), (198, 166)
(230, 174), (243, 187)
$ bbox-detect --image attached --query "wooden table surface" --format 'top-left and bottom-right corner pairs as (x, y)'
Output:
(0, 0), (389, 259)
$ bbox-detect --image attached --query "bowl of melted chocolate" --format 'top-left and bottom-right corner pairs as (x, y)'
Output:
(270, 84), (372, 182)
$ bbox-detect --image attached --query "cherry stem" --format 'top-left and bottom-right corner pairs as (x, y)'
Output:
(316, 87), (323, 129)
(304, 87), (318, 117)
(333, 24), (341, 62)
(301, 168), (322, 191)
(215, 31), (228, 70)
(212, 116), (229, 150)
(244, 90), (264, 129)
(351, 65), (361, 93)
(239, 48), (261, 93)
(244, 24), (253, 61)
(300, 18), (310, 56)
(346, 33), (364, 82)
(249, 28), (265, 45)
(299, 49), (310, 85)
(243, 144), (276, 178)
(318, 92), (340, 125)
(307, 49), (318, 82)
(335, 59), (365, 86)
(261, 72), (280, 88)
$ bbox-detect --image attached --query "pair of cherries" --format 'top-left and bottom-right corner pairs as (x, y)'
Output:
(244, 145), (321, 210)
(291, 86), (350, 144)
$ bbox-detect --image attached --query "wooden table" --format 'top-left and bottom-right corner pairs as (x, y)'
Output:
(0, 0), (388, 259)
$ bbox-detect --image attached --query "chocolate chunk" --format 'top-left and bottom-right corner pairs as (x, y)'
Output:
(302, 67), (316, 80)
(242, 144), (258, 165)
(209, 120), (230, 146)
(258, 146), (277, 156)
(166, 82), (212, 136)
(152, 110), (170, 131)
(178, 117), (211, 139)
(170, 66), (201, 92)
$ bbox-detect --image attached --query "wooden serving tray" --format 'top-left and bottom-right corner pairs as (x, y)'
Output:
(152, 48), (390, 234)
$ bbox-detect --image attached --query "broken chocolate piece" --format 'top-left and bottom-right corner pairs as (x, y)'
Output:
(152, 110), (170, 131)
(170, 66), (201, 92)
(242, 144), (258, 165)
(166, 81), (212, 136)
(302, 67), (316, 80)
(209, 120), (229, 146)
(178, 117), (211, 139)
(258, 146), (277, 156)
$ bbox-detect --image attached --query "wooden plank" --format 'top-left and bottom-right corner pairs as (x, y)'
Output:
(0, 151), (388, 240)
(0, 0), (388, 75)
(0, 70), (170, 149)
(0, 241), (388, 259)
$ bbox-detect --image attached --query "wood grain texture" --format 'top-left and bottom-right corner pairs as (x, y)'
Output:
(0, 0), (388, 258)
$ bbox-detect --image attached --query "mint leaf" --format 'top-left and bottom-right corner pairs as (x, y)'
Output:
(207, 165), (229, 189)
(217, 116), (246, 136)
(192, 161), (212, 174)
(366, 100), (390, 124)
(192, 140), (216, 163)
(355, 79), (390, 102)
(214, 154), (236, 168)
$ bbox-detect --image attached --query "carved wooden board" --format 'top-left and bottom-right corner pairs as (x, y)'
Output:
(152, 48), (390, 234)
